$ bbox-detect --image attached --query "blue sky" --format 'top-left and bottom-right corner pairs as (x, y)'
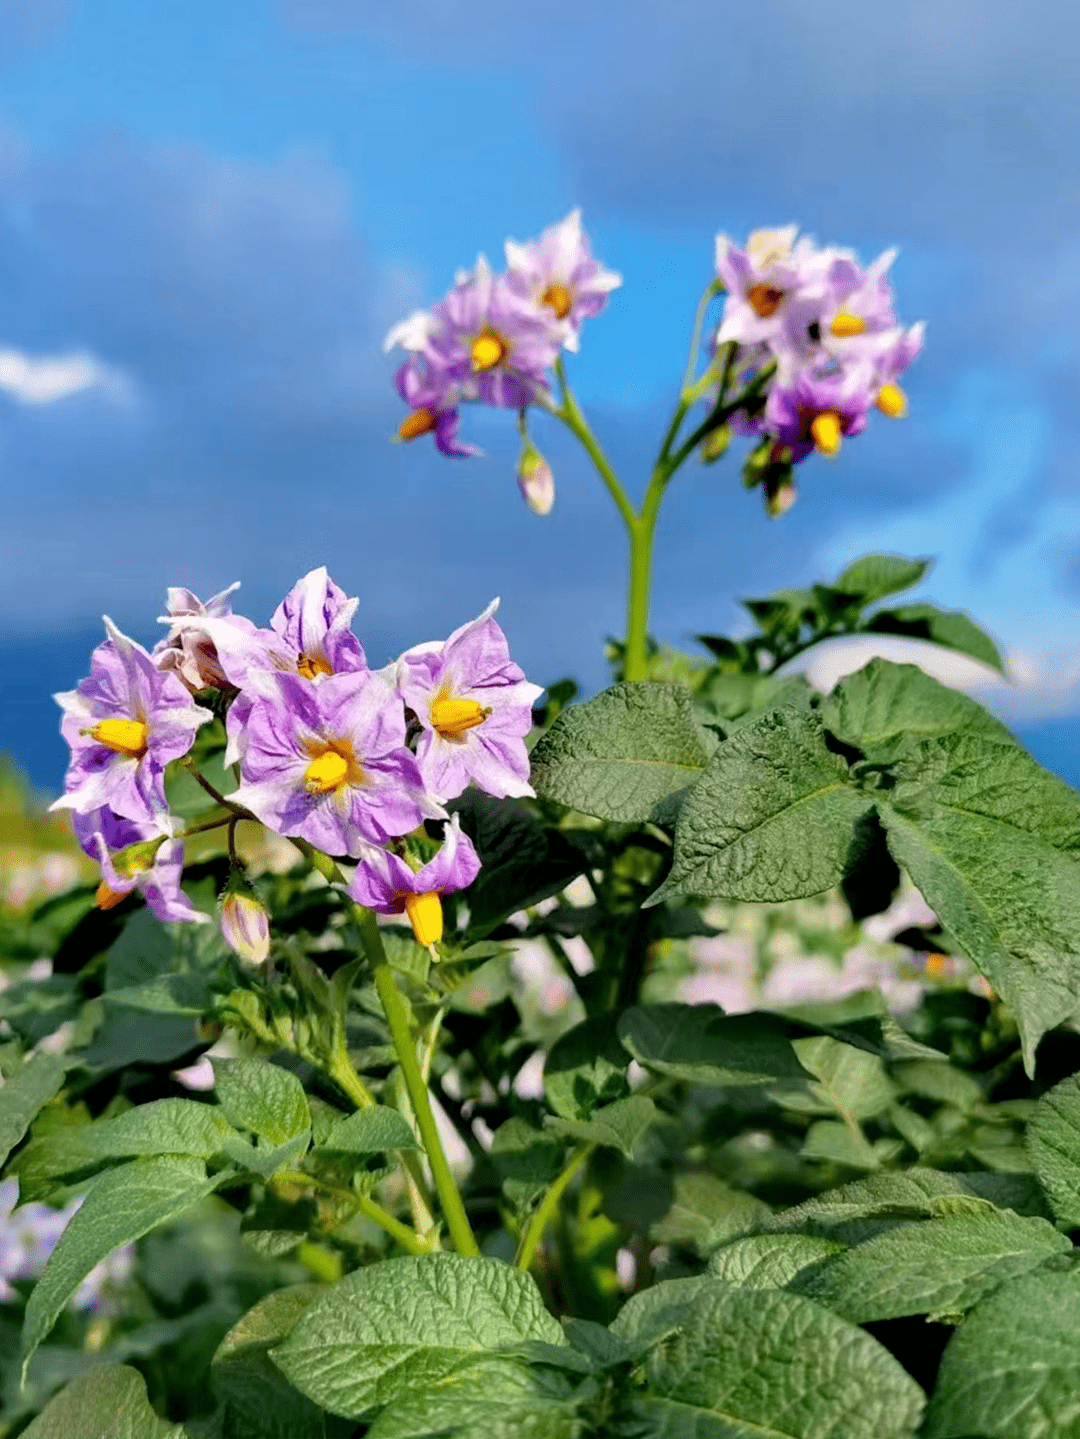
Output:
(2, 0), (1079, 786)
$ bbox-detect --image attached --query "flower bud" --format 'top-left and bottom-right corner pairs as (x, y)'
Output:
(517, 439), (555, 515)
(220, 874), (270, 966)
(764, 468), (797, 518)
(700, 423), (731, 464)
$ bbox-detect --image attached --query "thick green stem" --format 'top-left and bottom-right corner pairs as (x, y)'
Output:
(351, 903), (479, 1256)
(515, 1144), (593, 1271)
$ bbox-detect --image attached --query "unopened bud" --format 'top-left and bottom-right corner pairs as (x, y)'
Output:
(517, 439), (555, 516)
(700, 424), (731, 464)
(221, 875), (270, 966)
(764, 469), (797, 518)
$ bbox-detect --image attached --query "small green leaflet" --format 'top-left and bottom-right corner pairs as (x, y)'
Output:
(617, 1003), (808, 1086)
(651, 1173), (771, 1258)
(708, 1233), (846, 1289)
(832, 553), (930, 604)
(0, 1051), (66, 1169)
(865, 602), (1004, 672)
(530, 681), (713, 823)
(316, 1105), (418, 1154)
(212, 1285), (327, 1439)
(213, 1057), (311, 1146)
(543, 1015), (631, 1121)
(1027, 1072), (1080, 1227)
(546, 1095), (659, 1158)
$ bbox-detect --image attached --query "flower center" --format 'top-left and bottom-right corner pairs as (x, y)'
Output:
(542, 283), (573, 319)
(747, 284), (785, 319)
(304, 749), (351, 794)
(430, 696), (490, 739)
(810, 411), (843, 455)
(404, 890), (443, 947)
(830, 311), (866, 338)
(91, 717), (148, 757)
(470, 331), (507, 372)
(398, 408), (438, 441)
(876, 382), (907, 418)
(297, 653), (334, 681)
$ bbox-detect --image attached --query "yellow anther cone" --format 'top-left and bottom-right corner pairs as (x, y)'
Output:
(297, 653), (334, 681)
(542, 283), (573, 319)
(405, 890), (443, 947)
(91, 717), (148, 757)
(470, 332), (506, 372)
(431, 696), (489, 739)
(398, 408), (438, 441)
(829, 311), (865, 337)
(810, 411), (843, 455)
(304, 750), (349, 794)
(877, 382), (907, 418)
(96, 880), (129, 911)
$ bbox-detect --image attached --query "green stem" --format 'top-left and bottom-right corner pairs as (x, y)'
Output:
(515, 1144), (593, 1271)
(326, 1045), (377, 1111)
(352, 902), (479, 1256)
(554, 358), (637, 534)
(275, 1169), (431, 1256)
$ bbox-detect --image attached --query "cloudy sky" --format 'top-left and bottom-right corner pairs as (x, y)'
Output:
(2, 0), (1078, 785)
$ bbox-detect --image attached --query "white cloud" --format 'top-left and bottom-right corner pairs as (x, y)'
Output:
(0, 348), (130, 406)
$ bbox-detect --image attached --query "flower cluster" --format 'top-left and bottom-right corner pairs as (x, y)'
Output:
(712, 226), (924, 502)
(385, 210), (620, 467)
(54, 569), (542, 951)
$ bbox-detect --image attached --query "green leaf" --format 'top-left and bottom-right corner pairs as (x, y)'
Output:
(103, 908), (175, 989)
(766, 1168), (1026, 1237)
(892, 1059), (983, 1112)
(490, 1118), (565, 1210)
(543, 1016), (630, 1122)
(223, 1129), (311, 1180)
(925, 1269), (1080, 1437)
(617, 1004), (808, 1086)
(800, 1120), (886, 1170)
(0, 1051), (66, 1168)
(708, 1233), (846, 1288)
(880, 732), (1080, 1070)
(546, 1095), (659, 1158)
(213, 1058), (311, 1146)
(651, 1173), (771, 1257)
(792, 1035), (894, 1122)
(1027, 1072), (1080, 1226)
(271, 1252), (565, 1419)
(212, 1284), (327, 1439)
(623, 1279), (925, 1438)
(22, 1156), (223, 1373)
(317, 1105), (418, 1155)
(20, 1364), (187, 1439)
(530, 681), (712, 823)
(792, 1210), (1070, 1323)
(866, 602), (1005, 671)
(833, 553), (930, 604)
(365, 1361), (578, 1439)
(822, 658), (1011, 763)
(654, 708), (870, 904)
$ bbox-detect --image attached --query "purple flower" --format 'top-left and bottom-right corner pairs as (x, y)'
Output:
(714, 227), (836, 357)
(764, 361), (877, 463)
(153, 581), (259, 693)
(52, 619), (212, 825)
(504, 209), (622, 353)
(72, 806), (209, 925)
(348, 814), (481, 946)
(394, 357), (480, 459)
(394, 600), (544, 804)
(386, 256), (561, 411)
(230, 670), (442, 857)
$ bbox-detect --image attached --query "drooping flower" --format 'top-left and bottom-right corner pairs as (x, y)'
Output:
(152, 581), (260, 694)
(504, 209), (622, 352)
(394, 600), (544, 804)
(393, 356), (481, 459)
(230, 670), (441, 857)
(348, 814), (481, 947)
(220, 871), (270, 964)
(764, 361), (877, 463)
(52, 619), (212, 825)
(71, 806), (209, 925)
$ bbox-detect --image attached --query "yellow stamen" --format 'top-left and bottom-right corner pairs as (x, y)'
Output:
(96, 880), (129, 911)
(91, 717), (148, 757)
(542, 283), (573, 319)
(297, 653), (334, 681)
(430, 696), (490, 739)
(747, 283), (785, 318)
(304, 750), (350, 794)
(810, 411), (843, 456)
(830, 311), (865, 338)
(398, 408), (438, 441)
(876, 382), (907, 418)
(470, 331), (506, 372)
(924, 952), (951, 980)
(405, 890), (443, 948)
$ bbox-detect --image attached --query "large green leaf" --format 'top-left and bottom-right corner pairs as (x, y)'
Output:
(619, 1278), (925, 1438)
(792, 1210), (1069, 1321)
(766, 1168), (1025, 1237)
(546, 1095), (659, 1158)
(213, 1058), (311, 1146)
(0, 1051), (66, 1169)
(1027, 1072), (1080, 1226)
(708, 1233), (846, 1288)
(20, 1364), (187, 1439)
(651, 1173), (771, 1258)
(22, 1156), (222, 1373)
(881, 732), (1080, 1069)
(212, 1285), (327, 1439)
(366, 1363), (580, 1439)
(543, 1016), (631, 1122)
(654, 708), (871, 903)
(925, 1269), (1080, 1437)
(530, 681), (712, 822)
(316, 1105), (418, 1155)
(833, 553), (930, 604)
(789, 1035), (894, 1122)
(866, 602), (1004, 671)
(822, 659), (1011, 761)
(271, 1252), (566, 1418)
(617, 1004), (809, 1087)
